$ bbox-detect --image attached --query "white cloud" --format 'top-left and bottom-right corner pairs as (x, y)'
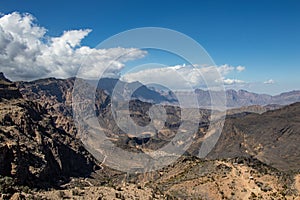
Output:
(222, 78), (245, 85)
(122, 64), (245, 90)
(217, 64), (235, 75)
(0, 12), (146, 80)
(236, 65), (245, 72)
(264, 79), (275, 84)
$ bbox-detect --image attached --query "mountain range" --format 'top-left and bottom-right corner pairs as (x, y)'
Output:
(0, 72), (300, 199)
(161, 88), (300, 108)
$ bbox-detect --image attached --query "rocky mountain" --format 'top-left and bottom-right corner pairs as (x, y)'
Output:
(0, 74), (99, 189)
(157, 88), (300, 108)
(94, 78), (175, 104)
(14, 74), (300, 169)
(18, 76), (300, 111)
(8, 75), (300, 174)
(0, 73), (23, 100)
(225, 89), (300, 107)
(208, 102), (300, 172)
(16, 77), (182, 150)
(1, 73), (300, 199)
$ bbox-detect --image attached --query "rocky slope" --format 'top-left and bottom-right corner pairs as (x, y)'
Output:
(132, 156), (299, 199)
(17, 77), (184, 152)
(17, 77), (91, 136)
(1, 73), (300, 199)
(0, 73), (23, 100)
(0, 75), (99, 190)
(209, 102), (300, 172)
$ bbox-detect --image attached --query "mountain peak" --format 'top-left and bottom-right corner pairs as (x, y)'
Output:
(0, 72), (12, 83)
(0, 72), (22, 100)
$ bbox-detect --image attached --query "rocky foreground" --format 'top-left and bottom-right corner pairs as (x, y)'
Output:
(3, 157), (300, 199)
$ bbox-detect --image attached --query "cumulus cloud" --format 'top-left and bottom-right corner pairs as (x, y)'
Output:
(122, 64), (245, 90)
(222, 78), (245, 85)
(236, 65), (245, 72)
(264, 79), (275, 84)
(0, 12), (146, 80)
(217, 64), (235, 75)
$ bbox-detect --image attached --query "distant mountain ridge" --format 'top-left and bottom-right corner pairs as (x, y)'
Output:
(224, 89), (300, 107)
(169, 88), (300, 108)
(2, 71), (300, 108)
(91, 78), (175, 104)
(92, 78), (300, 108)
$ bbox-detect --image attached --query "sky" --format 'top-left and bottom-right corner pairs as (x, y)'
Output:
(0, 0), (299, 94)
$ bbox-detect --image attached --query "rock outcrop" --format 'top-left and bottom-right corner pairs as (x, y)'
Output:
(0, 74), (98, 188)
(0, 72), (22, 100)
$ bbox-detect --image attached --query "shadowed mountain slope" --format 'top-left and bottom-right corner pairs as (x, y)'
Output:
(209, 102), (300, 172)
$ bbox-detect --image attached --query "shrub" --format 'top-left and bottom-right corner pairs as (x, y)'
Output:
(0, 176), (16, 195)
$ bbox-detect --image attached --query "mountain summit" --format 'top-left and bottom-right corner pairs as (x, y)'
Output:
(0, 72), (22, 100)
(0, 72), (12, 83)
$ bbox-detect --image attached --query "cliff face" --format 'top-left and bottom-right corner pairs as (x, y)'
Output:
(0, 74), (98, 188)
(17, 77), (77, 136)
(17, 77), (110, 137)
(0, 72), (22, 100)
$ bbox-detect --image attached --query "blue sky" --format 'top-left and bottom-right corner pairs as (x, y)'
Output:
(0, 0), (299, 94)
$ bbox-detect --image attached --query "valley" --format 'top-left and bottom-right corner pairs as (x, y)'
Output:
(0, 73), (300, 199)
